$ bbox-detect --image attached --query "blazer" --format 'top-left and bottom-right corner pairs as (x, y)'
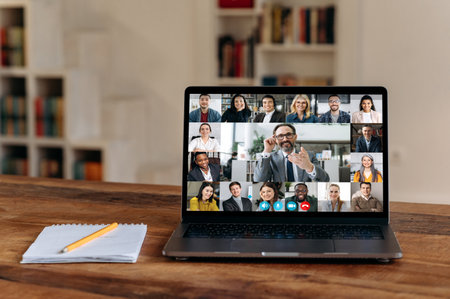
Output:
(187, 163), (220, 181)
(253, 150), (330, 182)
(189, 108), (222, 122)
(351, 110), (381, 123)
(355, 135), (382, 152)
(253, 110), (286, 123)
(222, 197), (252, 211)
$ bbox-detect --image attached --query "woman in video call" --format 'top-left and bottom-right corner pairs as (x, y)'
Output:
(353, 154), (383, 182)
(188, 123), (220, 152)
(189, 182), (219, 211)
(286, 94), (318, 123)
(320, 184), (350, 212)
(351, 95), (381, 123)
(221, 94), (251, 123)
(187, 152), (220, 182)
(255, 182), (282, 212)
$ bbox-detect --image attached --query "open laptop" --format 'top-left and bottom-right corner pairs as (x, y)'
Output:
(163, 86), (402, 261)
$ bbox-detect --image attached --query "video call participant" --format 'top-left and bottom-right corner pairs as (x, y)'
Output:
(253, 95), (286, 123)
(286, 94), (319, 123)
(285, 183), (318, 212)
(320, 184), (350, 212)
(222, 182), (252, 212)
(253, 124), (329, 182)
(189, 182), (219, 211)
(355, 125), (381, 152)
(189, 94), (222, 123)
(255, 182), (282, 212)
(353, 154), (383, 182)
(351, 182), (383, 212)
(221, 94), (252, 123)
(187, 152), (220, 182)
(351, 95), (381, 123)
(188, 123), (220, 152)
(318, 94), (350, 123)
(223, 151), (237, 180)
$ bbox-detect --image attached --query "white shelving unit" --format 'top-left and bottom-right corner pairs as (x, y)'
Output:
(0, 0), (125, 181)
(215, 0), (343, 86)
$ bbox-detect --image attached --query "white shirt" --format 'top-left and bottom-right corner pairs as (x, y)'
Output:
(188, 137), (220, 152)
(232, 196), (244, 211)
(363, 112), (372, 123)
(201, 166), (213, 181)
(263, 110), (275, 123)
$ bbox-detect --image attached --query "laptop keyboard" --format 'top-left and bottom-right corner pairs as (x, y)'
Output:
(184, 224), (384, 240)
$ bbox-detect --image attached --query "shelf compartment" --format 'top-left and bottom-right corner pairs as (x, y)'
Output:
(37, 146), (63, 178)
(73, 149), (102, 181)
(0, 76), (26, 136)
(1, 144), (27, 175)
(35, 77), (64, 138)
(0, 7), (25, 67)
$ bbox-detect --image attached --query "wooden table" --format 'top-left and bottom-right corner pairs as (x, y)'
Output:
(1, 175), (449, 298)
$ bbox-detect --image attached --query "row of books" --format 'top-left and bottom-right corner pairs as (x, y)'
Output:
(35, 97), (64, 137)
(0, 27), (25, 67)
(39, 158), (62, 178)
(218, 34), (255, 78)
(0, 95), (27, 135)
(259, 5), (335, 45)
(73, 161), (102, 181)
(1, 157), (28, 175)
(262, 74), (332, 86)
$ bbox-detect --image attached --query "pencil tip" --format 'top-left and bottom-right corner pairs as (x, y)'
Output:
(59, 248), (68, 254)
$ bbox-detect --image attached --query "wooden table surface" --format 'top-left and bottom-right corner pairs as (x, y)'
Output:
(0, 175), (449, 298)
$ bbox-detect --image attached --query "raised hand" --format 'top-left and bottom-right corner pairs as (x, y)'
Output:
(287, 147), (314, 172)
(263, 135), (277, 153)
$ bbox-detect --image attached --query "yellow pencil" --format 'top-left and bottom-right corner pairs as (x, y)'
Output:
(59, 222), (118, 253)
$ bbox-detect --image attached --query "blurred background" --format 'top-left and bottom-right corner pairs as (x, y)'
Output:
(0, 0), (448, 204)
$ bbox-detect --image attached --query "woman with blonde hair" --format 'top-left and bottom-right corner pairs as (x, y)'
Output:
(320, 184), (350, 212)
(286, 94), (318, 123)
(353, 154), (383, 182)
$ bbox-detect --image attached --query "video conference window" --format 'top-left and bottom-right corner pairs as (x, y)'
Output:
(186, 93), (384, 212)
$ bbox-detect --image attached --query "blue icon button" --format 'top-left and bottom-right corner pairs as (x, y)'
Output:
(259, 201), (270, 211)
(286, 201), (297, 211)
(273, 201), (283, 211)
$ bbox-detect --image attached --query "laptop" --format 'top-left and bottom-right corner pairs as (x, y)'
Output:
(163, 86), (402, 261)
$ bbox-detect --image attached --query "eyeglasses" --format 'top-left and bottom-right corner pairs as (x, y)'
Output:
(328, 100), (340, 103)
(275, 133), (294, 140)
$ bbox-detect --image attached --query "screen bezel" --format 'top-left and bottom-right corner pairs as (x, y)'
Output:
(182, 86), (388, 224)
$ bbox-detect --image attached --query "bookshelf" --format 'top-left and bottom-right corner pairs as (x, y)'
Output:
(0, 0), (110, 181)
(215, 0), (343, 86)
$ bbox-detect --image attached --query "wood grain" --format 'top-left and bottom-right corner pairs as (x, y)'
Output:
(0, 175), (449, 298)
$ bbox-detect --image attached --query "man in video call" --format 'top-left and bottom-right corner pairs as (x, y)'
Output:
(285, 183), (318, 212)
(222, 181), (252, 212)
(253, 124), (329, 182)
(318, 94), (350, 123)
(351, 182), (383, 212)
(189, 94), (221, 122)
(355, 125), (382, 152)
(253, 95), (286, 123)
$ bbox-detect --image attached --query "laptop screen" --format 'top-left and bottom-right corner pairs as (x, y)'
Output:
(183, 87), (388, 218)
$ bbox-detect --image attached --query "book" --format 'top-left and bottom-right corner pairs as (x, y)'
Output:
(21, 223), (147, 263)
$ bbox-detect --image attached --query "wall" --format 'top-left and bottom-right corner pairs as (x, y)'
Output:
(337, 0), (450, 204)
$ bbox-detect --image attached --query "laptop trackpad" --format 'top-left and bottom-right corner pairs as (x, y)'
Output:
(231, 239), (333, 253)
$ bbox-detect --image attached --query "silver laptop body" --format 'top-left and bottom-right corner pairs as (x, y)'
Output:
(163, 86), (402, 261)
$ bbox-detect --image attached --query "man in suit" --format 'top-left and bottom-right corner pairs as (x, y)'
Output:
(285, 183), (318, 212)
(355, 125), (382, 152)
(222, 181), (252, 212)
(318, 94), (350, 123)
(253, 95), (286, 123)
(189, 94), (221, 122)
(253, 124), (329, 182)
(187, 152), (220, 181)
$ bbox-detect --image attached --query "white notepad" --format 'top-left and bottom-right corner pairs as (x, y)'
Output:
(21, 224), (147, 263)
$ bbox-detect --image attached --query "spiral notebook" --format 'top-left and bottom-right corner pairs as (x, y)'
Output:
(21, 223), (147, 263)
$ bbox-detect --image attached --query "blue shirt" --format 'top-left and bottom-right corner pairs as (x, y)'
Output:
(286, 113), (319, 123)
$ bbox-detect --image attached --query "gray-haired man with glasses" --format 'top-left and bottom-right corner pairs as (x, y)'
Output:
(253, 124), (329, 182)
(318, 94), (350, 123)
